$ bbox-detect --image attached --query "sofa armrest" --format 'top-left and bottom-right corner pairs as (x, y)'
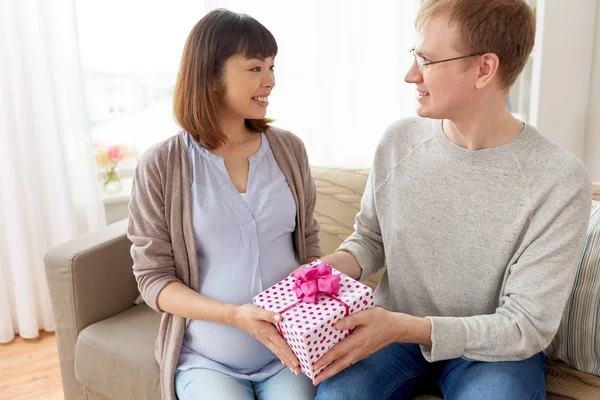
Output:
(44, 218), (139, 400)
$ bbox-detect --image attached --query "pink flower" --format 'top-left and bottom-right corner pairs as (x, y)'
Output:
(107, 145), (126, 162)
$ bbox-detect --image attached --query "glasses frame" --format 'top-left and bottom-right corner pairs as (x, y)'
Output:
(410, 47), (486, 70)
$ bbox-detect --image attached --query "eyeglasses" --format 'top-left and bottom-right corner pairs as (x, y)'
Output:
(410, 47), (486, 71)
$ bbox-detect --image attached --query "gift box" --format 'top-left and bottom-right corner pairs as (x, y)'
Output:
(252, 259), (374, 379)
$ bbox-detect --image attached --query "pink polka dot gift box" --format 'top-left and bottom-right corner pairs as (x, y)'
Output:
(252, 259), (375, 379)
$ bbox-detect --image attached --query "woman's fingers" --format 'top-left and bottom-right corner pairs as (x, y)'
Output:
(254, 306), (282, 323)
(268, 330), (300, 369)
(258, 325), (300, 374)
(241, 304), (302, 374)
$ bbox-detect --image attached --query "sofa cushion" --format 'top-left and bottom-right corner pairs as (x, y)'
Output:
(311, 166), (369, 254)
(69, 303), (571, 400)
(311, 166), (385, 288)
(75, 303), (161, 400)
(547, 360), (600, 399)
(413, 394), (570, 400)
(546, 200), (600, 380)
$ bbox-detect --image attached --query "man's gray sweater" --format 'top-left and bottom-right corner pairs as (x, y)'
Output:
(338, 117), (591, 362)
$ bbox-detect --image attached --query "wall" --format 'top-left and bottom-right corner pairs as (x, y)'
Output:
(530, 0), (597, 176)
(585, 2), (600, 182)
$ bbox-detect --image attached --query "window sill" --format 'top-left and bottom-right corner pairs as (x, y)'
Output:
(101, 177), (132, 205)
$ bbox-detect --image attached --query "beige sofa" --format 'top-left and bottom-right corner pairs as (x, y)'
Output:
(45, 167), (600, 399)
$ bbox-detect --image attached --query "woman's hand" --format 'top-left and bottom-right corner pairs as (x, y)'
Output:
(230, 304), (301, 375)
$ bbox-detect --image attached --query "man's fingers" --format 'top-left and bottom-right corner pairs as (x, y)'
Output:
(334, 309), (370, 331)
(312, 346), (337, 372)
(313, 353), (356, 385)
(334, 314), (358, 331)
(313, 331), (357, 371)
(314, 313), (369, 370)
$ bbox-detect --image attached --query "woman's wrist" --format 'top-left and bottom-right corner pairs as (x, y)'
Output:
(224, 303), (240, 326)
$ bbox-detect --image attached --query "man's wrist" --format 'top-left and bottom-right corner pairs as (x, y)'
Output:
(415, 316), (432, 346)
(390, 312), (432, 346)
(320, 251), (362, 280)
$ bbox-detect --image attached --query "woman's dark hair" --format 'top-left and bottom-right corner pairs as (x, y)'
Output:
(173, 9), (278, 149)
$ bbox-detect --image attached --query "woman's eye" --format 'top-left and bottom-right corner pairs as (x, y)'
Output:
(250, 66), (261, 72)
(269, 65), (275, 71)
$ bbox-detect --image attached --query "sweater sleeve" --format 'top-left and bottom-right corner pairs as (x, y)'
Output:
(421, 167), (592, 362)
(127, 149), (181, 313)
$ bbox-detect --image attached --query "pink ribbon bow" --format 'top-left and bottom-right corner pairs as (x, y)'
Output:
(292, 262), (341, 303)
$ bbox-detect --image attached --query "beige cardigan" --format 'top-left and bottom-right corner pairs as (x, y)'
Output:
(127, 127), (321, 400)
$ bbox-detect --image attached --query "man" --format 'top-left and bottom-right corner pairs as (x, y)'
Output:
(314, 0), (592, 399)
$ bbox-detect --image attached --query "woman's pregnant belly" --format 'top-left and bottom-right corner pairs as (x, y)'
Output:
(179, 318), (277, 374)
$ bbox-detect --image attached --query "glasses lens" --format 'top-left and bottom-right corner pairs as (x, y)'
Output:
(415, 55), (425, 70)
(410, 48), (424, 70)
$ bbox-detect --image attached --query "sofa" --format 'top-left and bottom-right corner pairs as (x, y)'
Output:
(45, 166), (600, 399)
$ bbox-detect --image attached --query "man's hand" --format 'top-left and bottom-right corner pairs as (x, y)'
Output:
(289, 257), (319, 276)
(289, 263), (309, 276)
(311, 308), (432, 385)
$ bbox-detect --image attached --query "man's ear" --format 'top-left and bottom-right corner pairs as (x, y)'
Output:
(475, 53), (501, 89)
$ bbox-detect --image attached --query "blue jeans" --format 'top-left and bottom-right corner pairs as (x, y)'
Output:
(175, 367), (316, 400)
(316, 344), (546, 400)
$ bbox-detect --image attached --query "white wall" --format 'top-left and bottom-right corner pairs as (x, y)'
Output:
(585, 2), (600, 182)
(530, 0), (597, 171)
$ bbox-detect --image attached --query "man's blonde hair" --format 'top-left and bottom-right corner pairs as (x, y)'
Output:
(416, 0), (535, 89)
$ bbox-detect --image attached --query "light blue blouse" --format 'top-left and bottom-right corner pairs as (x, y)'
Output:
(177, 132), (299, 381)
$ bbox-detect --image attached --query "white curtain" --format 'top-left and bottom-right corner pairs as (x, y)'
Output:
(77, 0), (420, 168)
(0, 0), (106, 343)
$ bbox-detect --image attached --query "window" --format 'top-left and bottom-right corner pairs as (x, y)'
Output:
(77, 1), (205, 174)
(77, 1), (420, 170)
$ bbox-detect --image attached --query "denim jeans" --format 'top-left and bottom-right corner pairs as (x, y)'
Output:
(175, 366), (316, 400)
(316, 343), (546, 400)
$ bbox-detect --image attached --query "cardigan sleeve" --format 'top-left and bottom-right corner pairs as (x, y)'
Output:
(299, 139), (322, 259)
(127, 148), (181, 313)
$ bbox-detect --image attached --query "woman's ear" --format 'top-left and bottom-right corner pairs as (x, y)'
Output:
(212, 74), (227, 95)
